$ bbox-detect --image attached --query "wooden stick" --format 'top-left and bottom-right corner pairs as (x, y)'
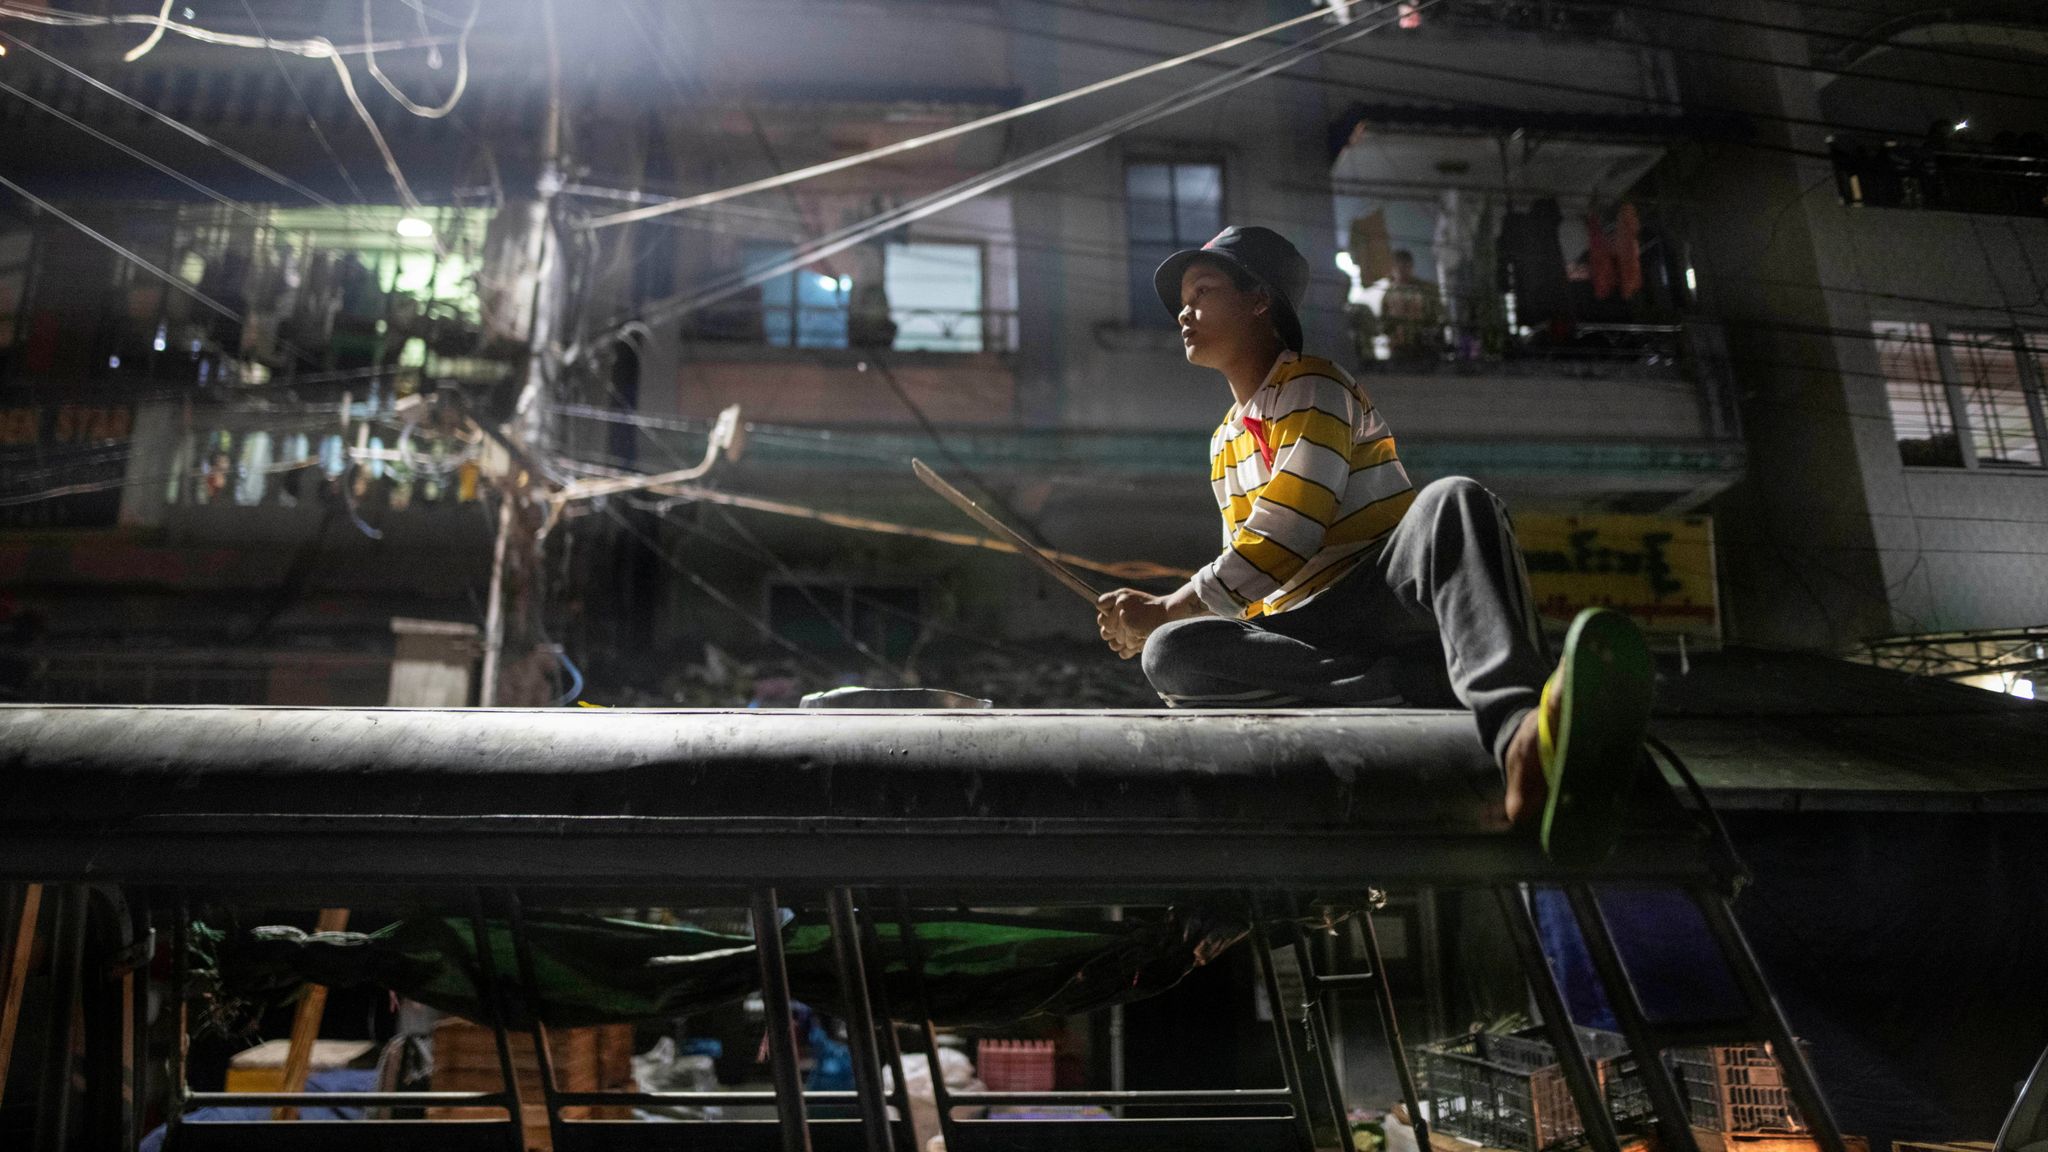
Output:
(274, 907), (350, 1121)
(0, 884), (43, 1107)
(912, 459), (1100, 604)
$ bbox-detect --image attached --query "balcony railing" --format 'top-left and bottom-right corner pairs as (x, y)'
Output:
(1833, 140), (2048, 220)
(684, 304), (1019, 355)
(1377, 0), (1629, 35)
(158, 399), (487, 513)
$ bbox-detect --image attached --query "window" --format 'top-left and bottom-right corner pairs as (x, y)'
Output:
(1874, 322), (1960, 467)
(737, 240), (987, 352)
(885, 242), (984, 353)
(744, 240), (849, 350)
(1874, 321), (2048, 470)
(1126, 161), (1223, 326)
(1951, 329), (2043, 468)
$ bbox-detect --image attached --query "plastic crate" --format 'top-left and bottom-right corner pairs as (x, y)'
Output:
(1412, 1027), (1651, 1152)
(1672, 1041), (1811, 1134)
(977, 1039), (1056, 1093)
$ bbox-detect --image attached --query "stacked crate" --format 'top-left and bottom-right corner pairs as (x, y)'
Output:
(430, 1018), (635, 1150)
(1674, 1042), (1813, 1136)
(977, 1039), (1057, 1093)
(1412, 1027), (1651, 1152)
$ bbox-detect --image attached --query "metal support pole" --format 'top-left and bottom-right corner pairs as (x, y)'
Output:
(466, 894), (526, 1152)
(1563, 885), (1700, 1152)
(504, 891), (565, 1145)
(1356, 906), (1429, 1146)
(895, 895), (960, 1152)
(1690, 887), (1848, 1152)
(1494, 886), (1622, 1152)
(165, 899), (187, 1152)
(828, 889), (896, 1152)
(854, 899), (918, 1152)
(34, 886), (83, 1152)
(1284, 898), (1357, 1152)
(753, 889), (814, 1152)
(1249, 896), (1319, 1152)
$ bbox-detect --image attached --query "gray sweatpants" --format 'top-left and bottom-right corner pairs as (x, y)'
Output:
(1142, 477), (1551, 769)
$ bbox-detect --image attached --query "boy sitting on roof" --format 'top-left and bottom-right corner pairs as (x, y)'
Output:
(1095, 226), (1652, 864)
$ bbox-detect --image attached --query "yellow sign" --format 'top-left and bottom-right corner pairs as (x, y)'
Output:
(1517, 513), (1719, 646)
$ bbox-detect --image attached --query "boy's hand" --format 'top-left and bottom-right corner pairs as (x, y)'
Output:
(1096, 584), (1205, 660)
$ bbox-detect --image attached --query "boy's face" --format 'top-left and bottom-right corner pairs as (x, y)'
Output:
(1178, 260), (1272, 370)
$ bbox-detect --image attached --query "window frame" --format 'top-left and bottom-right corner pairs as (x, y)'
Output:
(1877, 320), (2048, 472)
(1124, 157), (1227, 328)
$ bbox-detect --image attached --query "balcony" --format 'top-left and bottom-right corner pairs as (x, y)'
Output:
(677, 303), (1020, 429)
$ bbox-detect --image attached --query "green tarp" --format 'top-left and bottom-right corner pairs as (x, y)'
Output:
(203, 907), (1268, 1029)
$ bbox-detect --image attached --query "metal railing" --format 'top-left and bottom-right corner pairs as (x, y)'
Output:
(686, 304), (1020, 353)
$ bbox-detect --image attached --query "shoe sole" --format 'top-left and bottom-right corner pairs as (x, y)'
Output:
(1540, 608), (1654, 866)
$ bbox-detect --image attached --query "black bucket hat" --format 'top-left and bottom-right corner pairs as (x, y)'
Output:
(1154, 225), (1309, 352)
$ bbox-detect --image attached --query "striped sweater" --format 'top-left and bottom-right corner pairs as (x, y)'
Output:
(1189, 352), (1416, 619)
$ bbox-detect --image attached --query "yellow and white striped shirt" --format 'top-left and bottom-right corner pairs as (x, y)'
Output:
(1190, 352), (1416, 619)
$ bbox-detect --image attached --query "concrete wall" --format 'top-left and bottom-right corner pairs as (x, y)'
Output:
(1669, 0), (2048, 647)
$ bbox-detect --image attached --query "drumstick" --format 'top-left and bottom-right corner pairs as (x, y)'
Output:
(911, 459), (1100, 604)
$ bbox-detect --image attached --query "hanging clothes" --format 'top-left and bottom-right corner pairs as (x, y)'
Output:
(1585, 202), (1647, 303)
(1614, 202), (1643, 300)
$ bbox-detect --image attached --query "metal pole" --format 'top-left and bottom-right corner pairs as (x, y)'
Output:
(1357, 906), (1429, 1146)
(1249, 895), (1319, 1152)
(465, 894), (526, 1152)
(854, 899), (919, 1152)
(1562, 884), (1700, 1152)
(894, 895), (960, 1151)
(504, 891), (565, 1146)
(478, 495), (514, 707)
(753, 889), (814, 1152)
(33, 887), (83, 1152)
(827, 888), (896, 1152)
(1690, 887), (1848, 1152)
(165, 898), (187, 1152)
(1493, 886), (1622, 1152)
(1284, 898), (1357, 1152)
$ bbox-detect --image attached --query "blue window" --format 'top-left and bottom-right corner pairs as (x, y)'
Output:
(742, 240), (849, 349)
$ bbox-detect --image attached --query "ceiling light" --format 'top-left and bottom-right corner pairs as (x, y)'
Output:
(395, 217), (435, 239)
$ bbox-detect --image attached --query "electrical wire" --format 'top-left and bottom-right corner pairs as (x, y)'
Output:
(238, 0), (371, 206)
(122, 0), (176, 63)
(0, 173), (242, 322)
(0, 79), (270, 224)
(598, 0), (1441, 342)
(0, 3), (451, 57)
(362, 0), (478, 119)
(0, 30), (375, 223)
(578, 0), (1365, 230)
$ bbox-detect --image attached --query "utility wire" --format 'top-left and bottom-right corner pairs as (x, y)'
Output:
(0, 30), (383, 224)
(238, 0), (371, 205)
(0, 79), (271, 224)
(362, 0), (478, 119)
(598, 0), (1440, 342)
(578, 0), (1360, 230)
(0, 173), (241, 322)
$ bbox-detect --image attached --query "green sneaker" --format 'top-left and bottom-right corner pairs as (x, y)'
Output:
(1536, 608), (1654, 866)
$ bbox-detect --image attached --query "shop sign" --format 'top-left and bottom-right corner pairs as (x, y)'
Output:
(1517, 513), (1719, 646)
